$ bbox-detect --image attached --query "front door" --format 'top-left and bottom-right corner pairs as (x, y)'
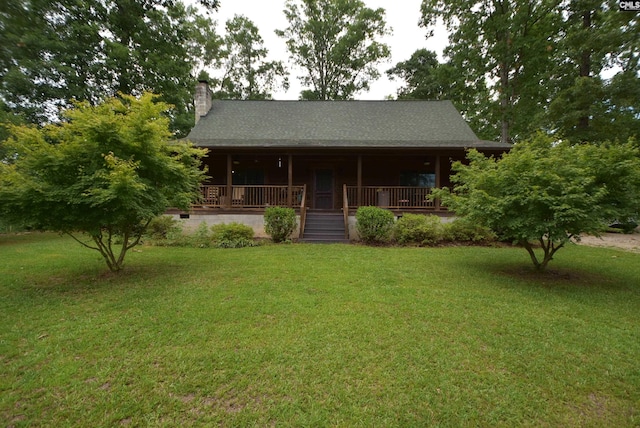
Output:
(314, 169), (334, 209)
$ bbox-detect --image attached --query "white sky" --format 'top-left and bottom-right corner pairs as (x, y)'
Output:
(209, 0), (449, 100)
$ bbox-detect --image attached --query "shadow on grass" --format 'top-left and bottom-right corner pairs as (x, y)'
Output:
(470, 258), (636, 300)
(7, 254), (201, 297)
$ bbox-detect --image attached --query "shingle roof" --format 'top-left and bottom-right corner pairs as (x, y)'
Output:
(186, 100), (511, 150)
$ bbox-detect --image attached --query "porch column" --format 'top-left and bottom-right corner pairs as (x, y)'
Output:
(357, 154), (362, 206)
(435, 154), (441, 210)
(226, 154), (232, 208)
(287, 154), (293, 207)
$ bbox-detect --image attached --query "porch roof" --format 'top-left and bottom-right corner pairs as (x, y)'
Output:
(186, 100), (511, 150)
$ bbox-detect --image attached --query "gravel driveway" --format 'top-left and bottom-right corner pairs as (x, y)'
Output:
(576, 231), (640, 253)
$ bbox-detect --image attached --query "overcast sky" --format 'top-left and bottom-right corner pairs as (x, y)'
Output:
(209, 0), (449, 100)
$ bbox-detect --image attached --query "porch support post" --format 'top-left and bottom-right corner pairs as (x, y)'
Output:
(435, 154), (441, 210)
(287, 154), (293, 207)
(226, 154), (232, 208)
(357, 154), (362, 206)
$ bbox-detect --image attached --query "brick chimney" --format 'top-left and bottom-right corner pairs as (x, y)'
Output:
(194, 80), (212, 124)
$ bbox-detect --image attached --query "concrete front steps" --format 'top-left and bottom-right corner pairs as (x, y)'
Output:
(300, 211), (350, 243)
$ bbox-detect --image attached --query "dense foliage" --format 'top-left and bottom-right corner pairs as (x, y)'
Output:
(442, 218), (496, 243)
(433, 134), (640, 270)
(146, 215), (183, 240)
(0, 0), (220, 136)
(418, 0), (639, 144)
(394, 214), (444, 246)
(211, 222), (256, 248)
(264, 207), (297, 243)
(0, 93), (206, 271)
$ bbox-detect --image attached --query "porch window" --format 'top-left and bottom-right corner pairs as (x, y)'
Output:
(232, 168), (264, 185)
(399, 171), (436, 188)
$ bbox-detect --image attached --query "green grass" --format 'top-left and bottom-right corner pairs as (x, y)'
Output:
(1, 233), (639, 427)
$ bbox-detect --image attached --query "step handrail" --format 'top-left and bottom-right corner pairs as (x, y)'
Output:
(342, 183), (349, 239)
(299, 184), (307, 239)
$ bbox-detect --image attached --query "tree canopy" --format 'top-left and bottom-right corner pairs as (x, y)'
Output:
(386, 49), (446, 100)
(0, 93), (206, 271)
(433, 134), (640, 271)
(0, 0), (220, 137)
(276, 0), (391, 100)
(419, 0), (640, 144)
(212, 15), (289, 100)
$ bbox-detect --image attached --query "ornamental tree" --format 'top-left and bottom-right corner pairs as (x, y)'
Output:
(0, 93), (206, 271)
(433, 134), (640, 271)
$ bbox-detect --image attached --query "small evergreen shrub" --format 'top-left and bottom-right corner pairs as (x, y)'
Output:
(264, 207), (297, 243)
(211, 222), (256, 248)
(394, 214), (443, 246)
(443, 218), (496, 243)
(355, 206), (395, 244)
(146, 215), (182, 240)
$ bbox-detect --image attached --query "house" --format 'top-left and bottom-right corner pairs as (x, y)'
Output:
(178, 81), (511, 241)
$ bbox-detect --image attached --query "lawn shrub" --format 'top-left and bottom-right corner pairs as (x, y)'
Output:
(356, 206), (395, 244)
(443, 217), (496, 243)
(264, 207), (297, 243)
(394, 214), (443, 246)
(190, 221), (213, 248)
(146, 215), (182, 240)
(211, 222), (257, 248)
(0, 218), (27, 233)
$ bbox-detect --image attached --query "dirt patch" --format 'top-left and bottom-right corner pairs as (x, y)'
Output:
(575, 232), (640, 253)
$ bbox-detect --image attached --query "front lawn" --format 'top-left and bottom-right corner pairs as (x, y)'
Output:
(1, 233), (639, 426)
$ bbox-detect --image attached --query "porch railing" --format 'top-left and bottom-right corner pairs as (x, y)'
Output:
(345, 186), (436, 209)
(198, 185), (305, 209)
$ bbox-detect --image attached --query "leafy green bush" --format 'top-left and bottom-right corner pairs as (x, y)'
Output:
(191, 222), (213, 248)
(355, 206), (395, 244)
(0, 218), (27, 233)
(211, 222), (256, 248)
(443, 217), (496, 243)
(394, 214), (443, 246)
(146, 215), (182, 240)
(264, 207), (297, 243)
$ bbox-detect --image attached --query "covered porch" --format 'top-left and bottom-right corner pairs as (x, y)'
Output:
(193, 150), (467, 213)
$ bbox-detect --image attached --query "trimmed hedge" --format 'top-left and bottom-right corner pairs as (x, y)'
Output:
(355, 206), (395, 244)
(264, 207), (297, 243)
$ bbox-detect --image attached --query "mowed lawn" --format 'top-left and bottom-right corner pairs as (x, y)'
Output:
(1, 233), (639, 427)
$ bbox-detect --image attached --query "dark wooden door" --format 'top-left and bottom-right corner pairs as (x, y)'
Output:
(314, 169), (334, 209)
